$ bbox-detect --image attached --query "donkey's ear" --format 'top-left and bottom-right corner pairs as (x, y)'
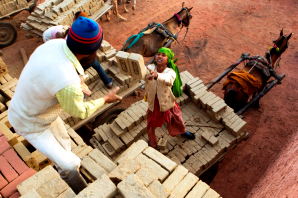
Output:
(188, 7), (193, 11)
(182, 2), (185, 8)
(280, 29), (283, 36)
(287, 33), (292, 40)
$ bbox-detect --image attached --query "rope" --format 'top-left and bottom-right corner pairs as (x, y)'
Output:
(123, 24), (161, 50)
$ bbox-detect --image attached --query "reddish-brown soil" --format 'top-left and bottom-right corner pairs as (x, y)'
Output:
(2, 0), (298, 197)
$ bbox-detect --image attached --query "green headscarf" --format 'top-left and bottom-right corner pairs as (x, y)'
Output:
(157, 47), (183, 97)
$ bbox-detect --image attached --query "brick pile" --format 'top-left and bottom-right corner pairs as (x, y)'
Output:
(0, 127), (36, 198)
(21, 0), (108, 37)
(0, 0), (30, 17)
(91, 71), (248, 176)
(16, 140), (222, 198)
(59, 40), (142, 128)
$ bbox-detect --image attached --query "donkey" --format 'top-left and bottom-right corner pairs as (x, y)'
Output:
(103, 0), (136, 21)
(122, 2), (192, 57)
(223, 30), (292, 112)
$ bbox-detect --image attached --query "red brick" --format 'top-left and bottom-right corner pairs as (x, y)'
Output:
(0, 156), (18, 182)
(0, 142), (10, 155)
(0, 174), (8, 190)
(0, 168), (36, 198)
(0, 130), (3, 137)
(8, 192), (20, 198)
(2, 149), (28, 175)
(0, 136), (8, 146)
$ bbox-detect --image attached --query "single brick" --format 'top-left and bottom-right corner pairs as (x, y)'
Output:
(162, 165), (188, 192)
(76, 174), (117, 198)
(102, 142), (116, 157)
(202, 188), (220, 198)
(56, 188), (75, 198)
(127, 53), (147, 80)
(157, 138), (167, 150)
(17, 166), (59, 195)
(171, 173), (199, 198)
(148, 179), (169, 198)
(0, 123), (17, 146)
(67, 128), (85, 146)
(115, 140), (148, 165)
(1, 168), (36, 198)
(19, 189), (41, 198)
(0, 156), (18, 182)
(0, 173), (8, 190)
(0, 139), (10, 155)
(135, 167), (158, 187)
(81, 156), (107, 181)
(13, 143), (37, 168)
(36, 177), (69, 198)
(118, 174), (155, 198)
(88, 149), (117, 173)
(135, 154), (169, 182)
(108, 158), (140, 183)
(185, 180), (210, 198)
(2, 149), (29, 175)
(143, 147), (177, 172)
(110, 121), (125, 137)
(77, 146), (93, 158)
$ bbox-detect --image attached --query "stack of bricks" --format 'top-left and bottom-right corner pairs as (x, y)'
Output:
(0, 0), (30, 17)
(22, 0), (107, 37)
(0, 127), (36, 198)
(58, 40), (142, 128)
(90, 71), (248, 177)
(16, 140), (221, 197)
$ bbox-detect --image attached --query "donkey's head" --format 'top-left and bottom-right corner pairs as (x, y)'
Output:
(269, 29), (292, 60)
(179, 2), (193, 27)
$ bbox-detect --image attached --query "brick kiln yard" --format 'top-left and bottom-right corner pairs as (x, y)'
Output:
(0, 0), (298, 197)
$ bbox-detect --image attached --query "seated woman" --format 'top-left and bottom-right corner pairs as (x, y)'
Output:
(145, 47), (195, 148)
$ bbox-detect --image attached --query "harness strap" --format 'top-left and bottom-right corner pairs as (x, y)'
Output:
(174, 13), (182, 25)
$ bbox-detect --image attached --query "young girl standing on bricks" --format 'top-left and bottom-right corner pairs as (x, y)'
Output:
(145, 47), (195, 148)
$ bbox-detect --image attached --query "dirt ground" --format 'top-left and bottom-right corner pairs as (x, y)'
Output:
(1, 0), (298, 197)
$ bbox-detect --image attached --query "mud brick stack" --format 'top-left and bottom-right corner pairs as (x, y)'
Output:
(21, 0), (107, 37)
(0, 127), (36, 198)
(90, 70), (248, 178)
(17, 140), (221, 197)
(0, 0), (30, 17)
(58, 40), (142, 128)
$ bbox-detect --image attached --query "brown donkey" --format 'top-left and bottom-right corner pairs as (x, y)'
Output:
(223, 30), (292, 112)
(122, 2), (192, 57)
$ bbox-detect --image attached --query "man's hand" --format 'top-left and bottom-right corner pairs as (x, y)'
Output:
(146, 66), (158, 80)
(103, 87), (122, 103)
(80, 76), (92, 96)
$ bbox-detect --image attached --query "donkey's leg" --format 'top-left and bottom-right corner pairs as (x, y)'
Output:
(123, 0), (129, 13)
(253, 84), (266, 109)
(132, 0), (136, 10)
(105, 11), (110, 21)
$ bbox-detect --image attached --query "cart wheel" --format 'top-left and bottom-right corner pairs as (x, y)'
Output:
(199, 163), (219, 185)
(0, 22), (17, 48)
(92, 108), (126, 129)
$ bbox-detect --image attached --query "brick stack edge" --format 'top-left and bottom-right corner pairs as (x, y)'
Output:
(0, 130), (36, 198)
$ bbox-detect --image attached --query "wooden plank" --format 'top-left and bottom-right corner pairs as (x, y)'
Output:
(72, 82), (143, 130)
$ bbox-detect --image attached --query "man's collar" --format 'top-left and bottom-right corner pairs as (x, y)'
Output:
(62, 43), (84, 75)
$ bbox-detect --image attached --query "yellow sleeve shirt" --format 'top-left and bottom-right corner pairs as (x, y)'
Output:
(56, 83), (105, 119)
